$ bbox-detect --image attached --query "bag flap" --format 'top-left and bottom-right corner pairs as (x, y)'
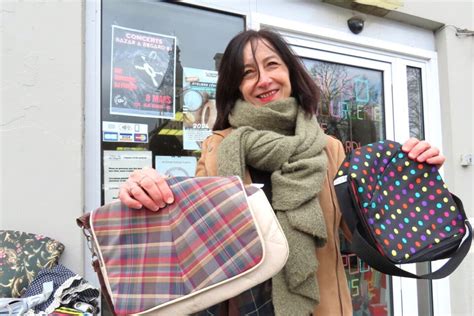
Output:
(335, 140), (468, 264)
(88, 176), (265, 315)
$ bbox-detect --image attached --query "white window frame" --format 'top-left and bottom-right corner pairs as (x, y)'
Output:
(84, 0), (102, 288)
(251, 13), (447, 316)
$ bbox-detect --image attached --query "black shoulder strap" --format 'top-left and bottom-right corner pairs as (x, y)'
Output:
(351, 219), (471, 279)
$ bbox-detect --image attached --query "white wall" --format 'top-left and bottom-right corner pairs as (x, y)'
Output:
(435, 26), (473, 316)
(396, 0), (474, 30)
(0, 0), (84, 275)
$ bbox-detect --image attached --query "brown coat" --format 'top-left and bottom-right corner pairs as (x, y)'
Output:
(195, 128), (353, 316)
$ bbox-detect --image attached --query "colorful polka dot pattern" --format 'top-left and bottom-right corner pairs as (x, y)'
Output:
(338, 140), (466, 263)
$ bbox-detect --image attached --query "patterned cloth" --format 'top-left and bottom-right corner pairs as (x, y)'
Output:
(0, 230), (64, 298)
(21, 264), (99, 314)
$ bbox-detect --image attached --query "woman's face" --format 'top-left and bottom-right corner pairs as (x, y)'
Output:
(239, 39), (292, 107)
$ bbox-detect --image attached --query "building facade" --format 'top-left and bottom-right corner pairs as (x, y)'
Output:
(1, 0), (472, 315)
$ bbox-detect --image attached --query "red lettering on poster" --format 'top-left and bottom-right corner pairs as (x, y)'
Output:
(113, 82), (137, 91)
(151, 94), (171, 104)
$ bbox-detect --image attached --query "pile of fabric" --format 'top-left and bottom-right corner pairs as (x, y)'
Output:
(0, 231), (99, 315)
(1, 265), (99, 315)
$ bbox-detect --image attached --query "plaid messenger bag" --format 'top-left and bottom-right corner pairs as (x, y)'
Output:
(77, 176), (288, 315)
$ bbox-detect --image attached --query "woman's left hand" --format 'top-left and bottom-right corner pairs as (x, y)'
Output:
(401, 138), (446, 167)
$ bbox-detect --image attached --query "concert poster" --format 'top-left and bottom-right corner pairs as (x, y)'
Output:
(110, 25), (176, 119)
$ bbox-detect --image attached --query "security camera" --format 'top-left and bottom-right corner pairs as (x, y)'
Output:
(347, 17), (364, 34)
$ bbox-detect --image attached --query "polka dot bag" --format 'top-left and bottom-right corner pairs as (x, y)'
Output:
(334, 140), (472, 279)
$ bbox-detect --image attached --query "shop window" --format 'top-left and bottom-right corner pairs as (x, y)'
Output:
(100, 0), (244, 204)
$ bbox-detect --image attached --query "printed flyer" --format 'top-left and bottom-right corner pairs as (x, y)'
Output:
(182, 67), (218, 150)
(103, 150), (152, 203)
(110, 25), (176, 119)
(155, 156), (197, 177)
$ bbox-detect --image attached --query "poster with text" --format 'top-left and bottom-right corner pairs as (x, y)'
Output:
(182, 67), (218, 150)
(103, 150), (152, 203)
(110, 25), (176, 119)
(155, 156), (197, 177)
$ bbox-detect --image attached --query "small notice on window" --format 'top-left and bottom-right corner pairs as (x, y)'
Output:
(102, 121), (148, 143)
(155, 156), (197, 177)
(103, 150), (152, 203)
(182, 67), (218, 150)
(109, 25), (176, 119)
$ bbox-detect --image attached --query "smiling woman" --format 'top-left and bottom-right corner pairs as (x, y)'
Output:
(239, 39), (292, 106)
(212, 29), (321, 131)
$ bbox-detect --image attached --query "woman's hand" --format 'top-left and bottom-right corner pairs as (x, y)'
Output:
(118, 167), (174, 211)
(401, 138), (446, 167)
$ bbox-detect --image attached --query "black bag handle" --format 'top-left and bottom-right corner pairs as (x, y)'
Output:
(351, 219), (471, 279)
(336, 180), (472, 279)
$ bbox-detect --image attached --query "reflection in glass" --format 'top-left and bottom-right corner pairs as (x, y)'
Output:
(407, 67), (424, 139)
(302, 58), (385, 153)
(303, 58), (385, 152)
(302, 57), (392, 316)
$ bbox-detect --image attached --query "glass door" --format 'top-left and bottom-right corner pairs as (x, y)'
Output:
(292, 45), (395, 316)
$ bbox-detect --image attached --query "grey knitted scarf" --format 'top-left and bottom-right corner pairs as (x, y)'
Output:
(216, 97), (328, 315)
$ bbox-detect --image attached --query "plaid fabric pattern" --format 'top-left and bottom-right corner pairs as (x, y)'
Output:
(91, 176), (263, 315)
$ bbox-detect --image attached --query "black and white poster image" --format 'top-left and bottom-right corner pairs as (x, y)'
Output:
(110, 25), (176, 119)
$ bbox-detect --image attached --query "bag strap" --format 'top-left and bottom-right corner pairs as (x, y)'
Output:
(92, 260), (116, 315)
(76, 212), (117, 315)
(336, 180), (472, 279)
(351, 219), (471, 279)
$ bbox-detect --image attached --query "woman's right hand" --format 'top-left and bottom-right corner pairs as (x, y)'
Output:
(118, 167), (174, 211)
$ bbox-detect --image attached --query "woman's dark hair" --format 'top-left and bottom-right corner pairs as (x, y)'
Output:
(213, 29), (320, 130)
